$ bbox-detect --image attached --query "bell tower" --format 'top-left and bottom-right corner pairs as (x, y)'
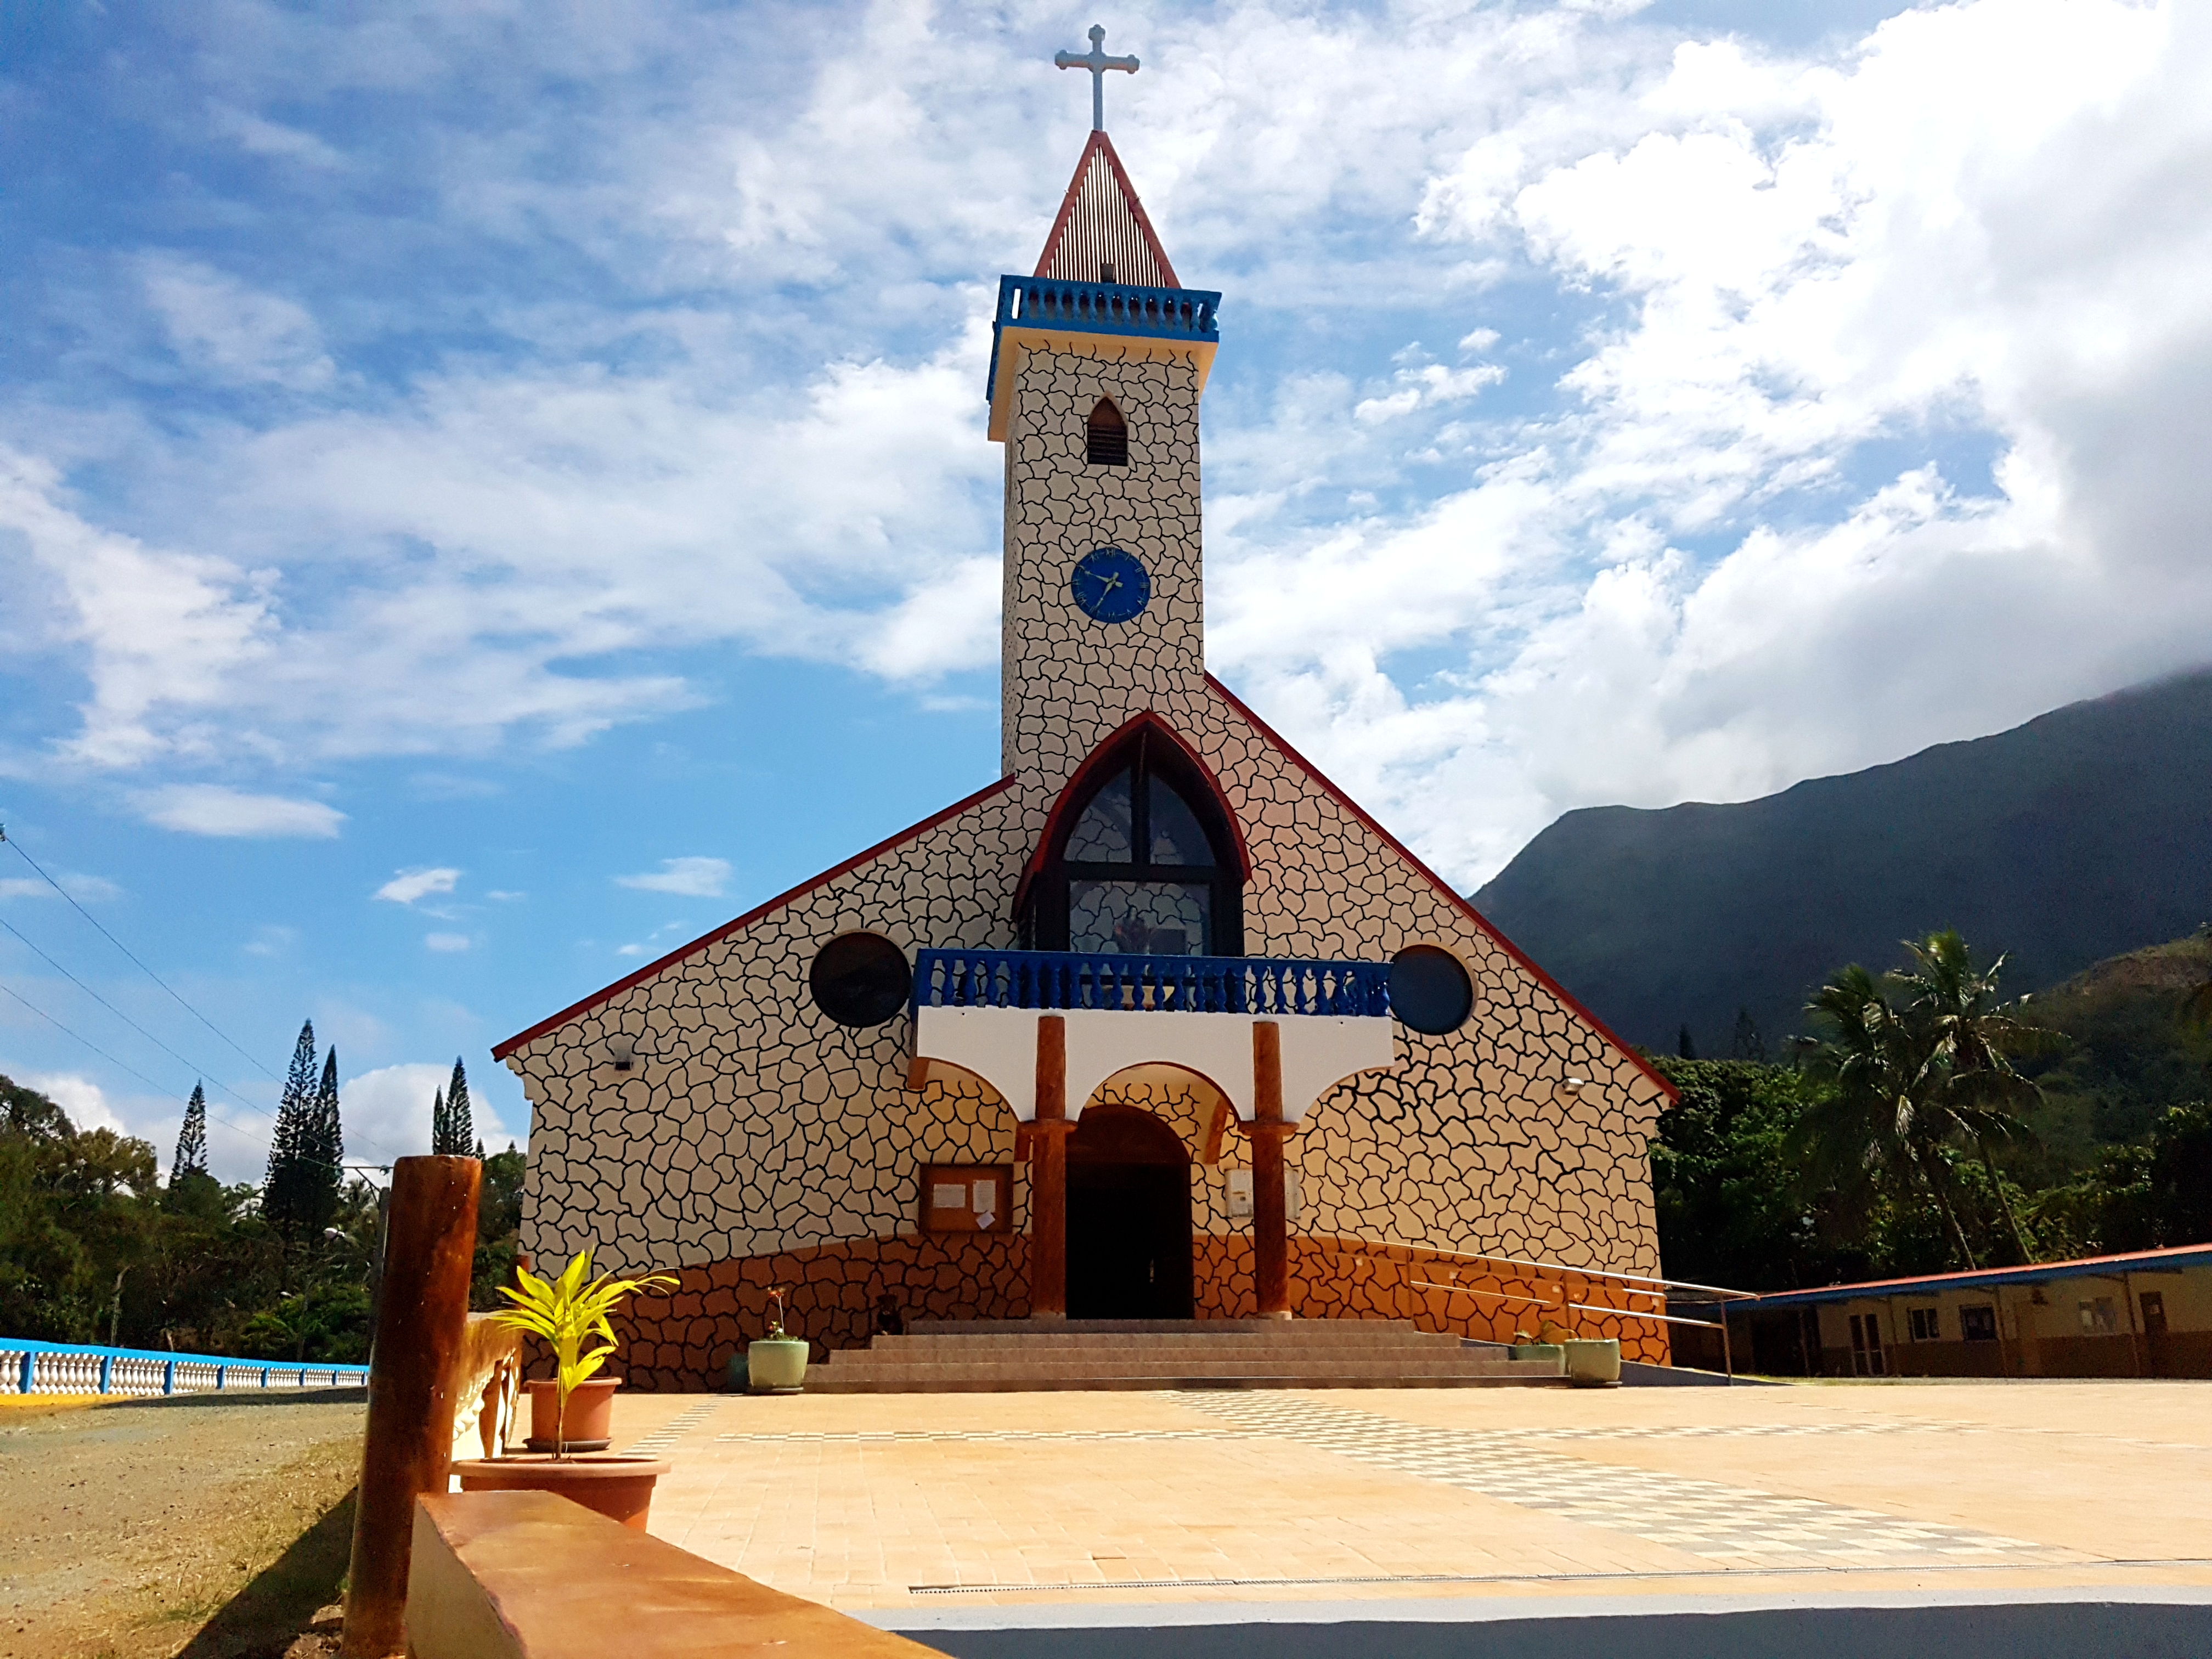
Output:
(989, 54), (1222, 794)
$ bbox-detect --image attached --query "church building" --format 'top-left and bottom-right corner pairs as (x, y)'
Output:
(494, 67), (1675, 1388)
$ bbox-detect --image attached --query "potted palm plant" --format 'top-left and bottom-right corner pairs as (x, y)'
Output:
(450, 1248), (678, 1528)
(744, 1285), (810, 1394)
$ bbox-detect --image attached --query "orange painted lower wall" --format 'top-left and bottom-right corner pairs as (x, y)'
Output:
(1194, 1235), (1671, 1367)
(610, 1232), (1032, 1391)
(601, 1229), (1668, 1390)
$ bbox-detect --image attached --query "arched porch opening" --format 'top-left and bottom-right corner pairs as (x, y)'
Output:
(1066, 1099), (1194, 1319)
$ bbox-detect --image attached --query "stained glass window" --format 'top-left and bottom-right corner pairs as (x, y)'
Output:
(1026, 726), (1242, 958)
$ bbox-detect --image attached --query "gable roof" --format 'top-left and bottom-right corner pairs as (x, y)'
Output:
(1034, 130), (1180, 289)
(490, 775), (1017, 1061)
(1204, 673), (1678, 1103)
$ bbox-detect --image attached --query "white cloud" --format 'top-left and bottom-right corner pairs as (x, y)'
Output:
(25, 1071), (129, 1136)
(139, 256), (336, 391)
(375, 867), (461, 905)
(341, 1060), (512, 1160)
(135, 785), (345, 838)
(6, 0), (2212, 893)
(615, 856), (730, 898)
(244, 923), (297, 957)
(0, 870), (121, 902)
(424, 932), (471, 952)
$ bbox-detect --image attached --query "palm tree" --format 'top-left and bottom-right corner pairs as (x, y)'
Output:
(1891, 930), (2053, 1263)
(1793, 964), (1981, 1269)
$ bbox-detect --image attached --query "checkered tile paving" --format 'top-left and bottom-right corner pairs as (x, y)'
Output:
(1175, 1392), (2087, 1566)
(623, 1397), (725, 1453)
(715, 1428), (1249, 1443)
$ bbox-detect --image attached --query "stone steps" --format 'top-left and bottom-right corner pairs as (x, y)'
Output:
(804, 1318), (1570, 1393)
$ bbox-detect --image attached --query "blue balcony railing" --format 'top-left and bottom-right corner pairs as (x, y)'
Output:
(913, 948), (1389, 1019)
(988, 275), (1223, 403)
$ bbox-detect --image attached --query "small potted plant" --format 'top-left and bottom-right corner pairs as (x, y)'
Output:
(450, 1248), (678, 1528)
(1536, 1311), (1621, 1388)
(744, 1285), (810, 1394)
(1509, 1319), (1566, 1369)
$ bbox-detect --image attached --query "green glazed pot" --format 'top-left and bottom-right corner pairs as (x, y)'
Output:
(746, 1337), (810, 1395)
(1509, 1342), (1565, 1367)
(1562, 1338), (1622, 1387)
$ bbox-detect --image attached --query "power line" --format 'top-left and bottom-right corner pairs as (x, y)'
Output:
(0, 910), (283, 1127)
(0, 828), (404, 1164)
(0, 978), (268, 1152)
(0, 826), (280, 1079)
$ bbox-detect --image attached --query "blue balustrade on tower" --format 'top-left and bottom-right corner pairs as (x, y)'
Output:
(986, 275), (1222, 403)
(911, 948), (1391, 1021)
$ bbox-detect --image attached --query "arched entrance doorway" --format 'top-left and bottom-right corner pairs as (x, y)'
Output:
(1065, 1105), (1193, 1318)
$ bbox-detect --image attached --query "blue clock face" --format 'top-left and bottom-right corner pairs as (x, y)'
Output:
(1070, 546), (1151, 624)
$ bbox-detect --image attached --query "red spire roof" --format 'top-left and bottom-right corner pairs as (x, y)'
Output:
(1034, 131), (1180, 289)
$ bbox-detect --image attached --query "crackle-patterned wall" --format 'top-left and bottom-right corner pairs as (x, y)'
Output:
(500, 329), (1674, 1389)
(1002, 342), (1207, 787)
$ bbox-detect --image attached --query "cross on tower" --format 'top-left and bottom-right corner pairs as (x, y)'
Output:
(1054, 24), (1139, 133)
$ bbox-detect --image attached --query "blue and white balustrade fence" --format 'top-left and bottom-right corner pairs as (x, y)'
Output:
(912, 949), (1393, 1020)
(1, 1338), (368, 1397)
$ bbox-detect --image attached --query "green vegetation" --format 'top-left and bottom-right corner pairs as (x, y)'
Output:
(0, 1046), (526, 1356)
(1652, 927), (2212, 1289)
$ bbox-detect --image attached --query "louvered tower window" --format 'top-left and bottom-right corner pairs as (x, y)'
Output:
(1086, 398), (1128, 467)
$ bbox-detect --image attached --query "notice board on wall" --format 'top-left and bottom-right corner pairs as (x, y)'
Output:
(921, 1164), (1012, 1233)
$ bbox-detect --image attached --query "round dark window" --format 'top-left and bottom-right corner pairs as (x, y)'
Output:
(1390, 945), (1474, 1035)
(809, 933), (912, 1029)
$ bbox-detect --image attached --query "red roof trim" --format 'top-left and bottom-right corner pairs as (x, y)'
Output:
(491, 775), (1019, 1061)
(1012, 710), (1255, 915)
(1032, 130), (1181, 289)
(1202, 674), (1678, 1103)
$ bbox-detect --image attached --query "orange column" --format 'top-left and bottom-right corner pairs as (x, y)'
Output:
(1029, 1014), (1070, 1320)
(1252, 1020), (1293, 1320)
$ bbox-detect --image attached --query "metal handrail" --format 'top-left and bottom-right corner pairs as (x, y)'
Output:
(1339, 1234), (1760, 1300)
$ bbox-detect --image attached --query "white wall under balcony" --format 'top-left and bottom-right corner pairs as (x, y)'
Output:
(912, 1006), (1397, 1123)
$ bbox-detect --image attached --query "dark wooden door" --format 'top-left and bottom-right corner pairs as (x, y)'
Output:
(1065, 1107), (1194, 1319)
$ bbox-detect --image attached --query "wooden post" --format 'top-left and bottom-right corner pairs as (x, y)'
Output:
(1029, 1015), (1069, 1319)
(1252, 1020), (1292, 1320)
(341, 1155), (482, 1658)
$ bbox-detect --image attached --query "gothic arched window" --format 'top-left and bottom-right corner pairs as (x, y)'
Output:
(1023, 727), (1243, 957)
(1086, 397), (1128, 467)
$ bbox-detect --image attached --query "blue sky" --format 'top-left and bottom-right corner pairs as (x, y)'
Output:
(4, 0), (2209, 1181)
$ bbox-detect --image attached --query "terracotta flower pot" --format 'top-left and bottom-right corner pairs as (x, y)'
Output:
(524, 1377), (618, 1452)
(746, 1338), (809, 1394)
(451, 1454), (671, 1530)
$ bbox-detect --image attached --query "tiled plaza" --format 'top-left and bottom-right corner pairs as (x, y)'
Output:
(606, 1379), (2212, 1615)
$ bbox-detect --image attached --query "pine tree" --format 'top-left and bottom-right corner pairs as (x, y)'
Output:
(304, 1047), (344, 1235)
(1730, 1008), (1767, 1062)
(173, 1082), (208, 1178)
(446, 1057), (474, 1156)
(1677, 1024), (1697, 1060)
(263, 1020), (318, 1237)
(430, 1085), (450, 1154)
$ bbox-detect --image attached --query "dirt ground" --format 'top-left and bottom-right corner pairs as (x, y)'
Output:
(0, 1392), (365, 1659)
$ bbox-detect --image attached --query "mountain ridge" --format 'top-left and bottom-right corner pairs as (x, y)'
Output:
(1471, 668), (2212, 1054)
